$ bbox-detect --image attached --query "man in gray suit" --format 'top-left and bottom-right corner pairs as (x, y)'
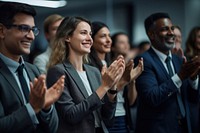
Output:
(0, 2), (65, 133)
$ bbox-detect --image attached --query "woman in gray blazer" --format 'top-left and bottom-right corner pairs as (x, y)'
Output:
(46, 16), (126, 133)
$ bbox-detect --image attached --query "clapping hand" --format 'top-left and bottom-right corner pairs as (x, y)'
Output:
(29, 75), (65, 113)
(101, 55), (125, 91)
(117, 58), (143, 90)
(178, 56), (200, 80)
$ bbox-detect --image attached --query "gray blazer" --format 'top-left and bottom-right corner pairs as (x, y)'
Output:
(0, 58), (58, 133)
(47, 60), (116, 133)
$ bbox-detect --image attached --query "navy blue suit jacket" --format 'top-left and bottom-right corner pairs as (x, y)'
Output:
(135, 48), (199, 133)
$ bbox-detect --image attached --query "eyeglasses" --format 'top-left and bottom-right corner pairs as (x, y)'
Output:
(6, 24), (39, 36)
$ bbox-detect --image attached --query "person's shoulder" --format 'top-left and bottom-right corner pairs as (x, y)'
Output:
(135, 50), (151, 61)
(48, 63), (66, 74)
(34, 51), (49, 61)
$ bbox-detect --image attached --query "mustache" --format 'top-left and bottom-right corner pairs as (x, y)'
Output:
(164, 35), (175, 40)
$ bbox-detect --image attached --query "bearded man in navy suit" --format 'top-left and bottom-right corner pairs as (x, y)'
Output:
(135, 12), (200, 133)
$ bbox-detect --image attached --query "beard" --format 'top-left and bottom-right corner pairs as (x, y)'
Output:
(164, 41), (175, 50)
(153, 35), (175, 53)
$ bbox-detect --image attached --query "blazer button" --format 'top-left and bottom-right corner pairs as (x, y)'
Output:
(168, 92), (173, 97)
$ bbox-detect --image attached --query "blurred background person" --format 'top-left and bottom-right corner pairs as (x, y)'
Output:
(173, 25), (182, 51)
(171, 25), (186, 61)
(33, 14), (63, 73)
(111, 32), (138, 62)
(185, 26), (200, 60)
(137, 40), (151, 55)
(89, 22), (143, 133)
(184, 26), (200, 133)
(110, 32), (143, 133)
(89, 21), (112, 71)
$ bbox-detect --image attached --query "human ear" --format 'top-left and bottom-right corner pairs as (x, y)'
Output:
(148, 31), (155, 40)
(65, 36), (70, 43)
(0, 24), (5, 39)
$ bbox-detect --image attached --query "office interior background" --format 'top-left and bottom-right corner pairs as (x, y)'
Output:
(1, 0), (200, 53)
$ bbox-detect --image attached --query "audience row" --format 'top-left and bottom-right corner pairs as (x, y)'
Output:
(0, 2), (199, 133)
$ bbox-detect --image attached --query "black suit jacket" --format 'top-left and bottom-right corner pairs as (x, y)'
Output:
(135, 48), (199, 133)
(0, 58), (58, 133)
(47, 60), (116, 133)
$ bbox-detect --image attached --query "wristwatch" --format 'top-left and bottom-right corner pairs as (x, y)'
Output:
(108, 89), (118, 94)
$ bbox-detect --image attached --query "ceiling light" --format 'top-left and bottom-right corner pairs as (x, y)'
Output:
(0, 0), (67, 8)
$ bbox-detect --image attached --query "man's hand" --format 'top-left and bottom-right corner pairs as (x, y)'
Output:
(178, 56), (200, 80)
(29, 75), (65, 113)
(29, 75), (46, 113)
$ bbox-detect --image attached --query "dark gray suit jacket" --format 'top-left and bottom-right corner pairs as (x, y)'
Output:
(47, 60), (117, 133)
(0, 58), (58, 133)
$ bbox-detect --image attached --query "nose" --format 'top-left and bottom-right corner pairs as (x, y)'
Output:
(26, 30), (35, 40)
(106, 36), (112, 43)
(86, 33), (93, 44)
(86, 33), (92, 40)
(168, 27), (174, 35)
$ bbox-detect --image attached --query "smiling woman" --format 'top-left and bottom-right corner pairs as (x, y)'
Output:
(46, 16), (125, 133)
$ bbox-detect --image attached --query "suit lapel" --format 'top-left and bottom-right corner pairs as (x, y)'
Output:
(171, 55), (181, 74)
(63, 61), (89, 98)
(0, 58), (24, 104)
(24, 64), (37, 83)
(149, 48), (170, 78)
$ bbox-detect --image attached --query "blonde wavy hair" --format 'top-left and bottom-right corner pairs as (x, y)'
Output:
(47, 16), (91, 69)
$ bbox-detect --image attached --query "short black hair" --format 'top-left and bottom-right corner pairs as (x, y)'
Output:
(0, 2), (36, 26)
(144, 12), (170, 33)
(91, 21), (108, 39)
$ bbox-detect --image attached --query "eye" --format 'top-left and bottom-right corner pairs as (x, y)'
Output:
(19, 25), (31, 32)
(80, 31), (87, 35)
(160, 27), (168, 32)
(171, 26), (175, 31)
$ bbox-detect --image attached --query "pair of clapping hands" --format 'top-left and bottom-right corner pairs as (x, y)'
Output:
(178, 56), (200, 81)
(101, 55), (143, 92)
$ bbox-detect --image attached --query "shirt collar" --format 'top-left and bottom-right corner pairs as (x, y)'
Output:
(151, 46), (172, 63)
(0, 53), (25, 73)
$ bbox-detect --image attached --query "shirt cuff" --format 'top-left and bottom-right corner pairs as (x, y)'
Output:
(189, 76), (199, 90)
(26, 103), (39, 125)
(40, 105), (54, 121)
(172, 74), (182, 92)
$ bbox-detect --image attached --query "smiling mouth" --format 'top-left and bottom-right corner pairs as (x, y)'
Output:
(165, 36), (175, 43)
